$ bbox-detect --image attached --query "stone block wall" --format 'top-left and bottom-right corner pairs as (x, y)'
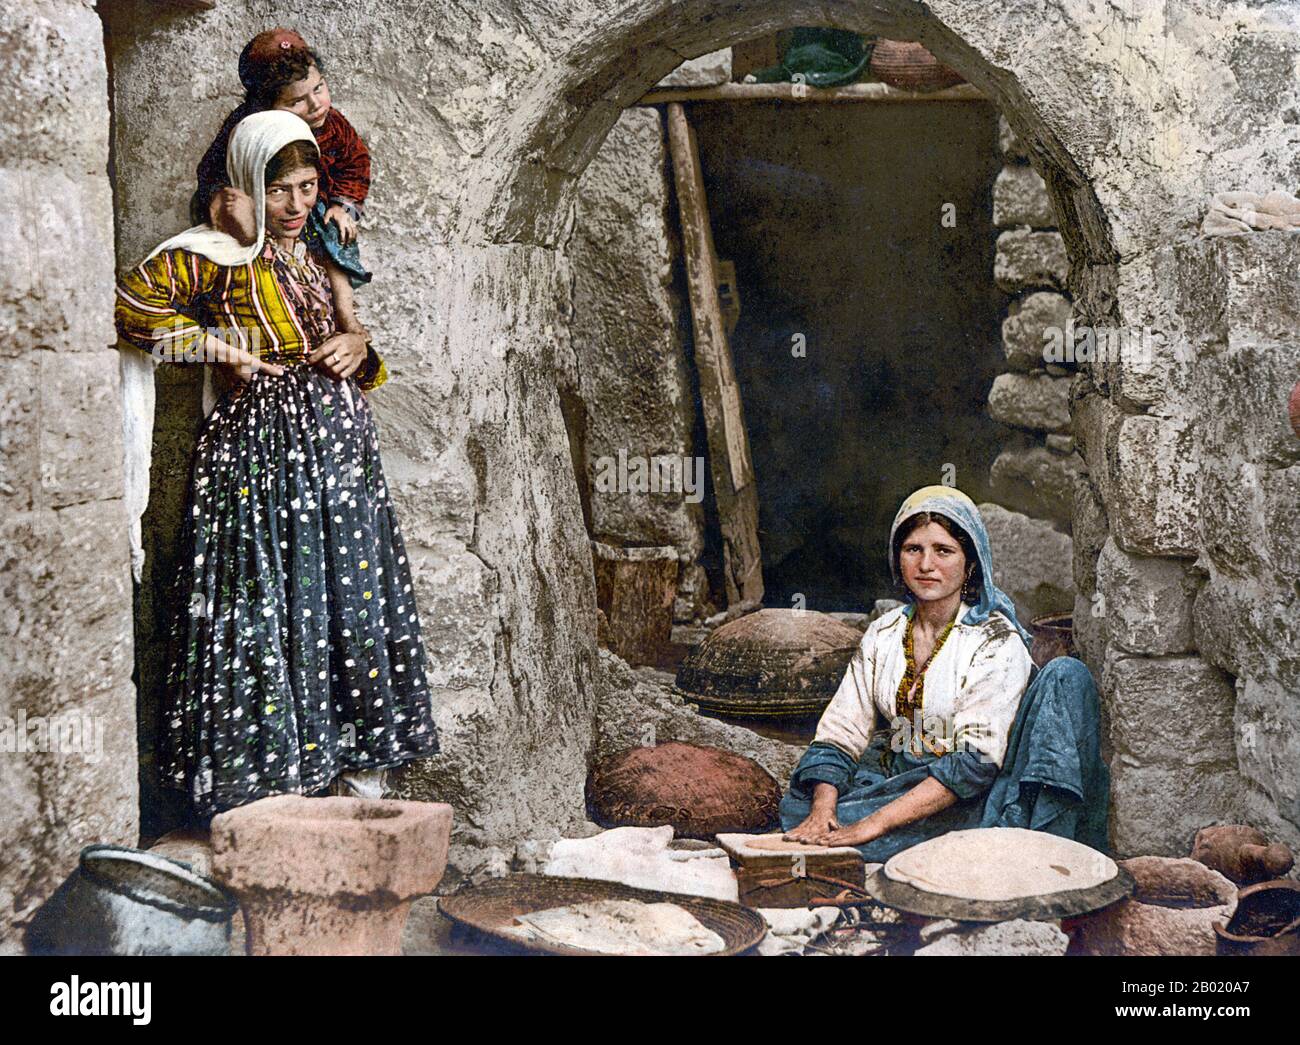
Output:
(1177, 234), (1300, 856)
(0, 0), (137, 952)
(981, 116), (1081, 624)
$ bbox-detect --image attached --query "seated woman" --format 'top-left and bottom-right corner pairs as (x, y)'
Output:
(782, 485), (1109, 861)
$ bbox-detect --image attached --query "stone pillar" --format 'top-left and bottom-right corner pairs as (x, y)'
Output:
(0, 0), (138, 953)
(1176, 234), (1300, 856)
(981, 116), (1081, 624)
(570, 105), (711, 620)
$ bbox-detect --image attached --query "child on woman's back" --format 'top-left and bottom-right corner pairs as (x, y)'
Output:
(194, 28), (372, 335)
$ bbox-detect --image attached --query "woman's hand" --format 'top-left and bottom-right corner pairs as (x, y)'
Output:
(201, 334), (285, 384)
(783, 782), (840, 844)
(309, 332), (368, 381)
(820, 819), (884, 848)
(324, 204), (358, 245)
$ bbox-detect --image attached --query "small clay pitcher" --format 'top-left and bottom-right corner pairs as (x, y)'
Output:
(1191, 824), (1294, 886)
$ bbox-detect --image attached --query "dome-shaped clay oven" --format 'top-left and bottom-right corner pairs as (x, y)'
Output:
(674, 608), (862, 718)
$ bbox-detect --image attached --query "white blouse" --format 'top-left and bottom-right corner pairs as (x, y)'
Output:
(814, 604), (1034, 769)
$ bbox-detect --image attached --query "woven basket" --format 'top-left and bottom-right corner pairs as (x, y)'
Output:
(868, 40), (965, 92)
(585, 741), (781, 838)
(437, 873), (767, 956)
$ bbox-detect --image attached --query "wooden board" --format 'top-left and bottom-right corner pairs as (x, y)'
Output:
(716, 832), (863, 865)
(665, 102), (763, 606)
(716, 832), (866, 909)
(641, 83), (987, 105)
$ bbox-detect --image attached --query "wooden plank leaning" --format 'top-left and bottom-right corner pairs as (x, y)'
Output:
(664, 102), (763, 607)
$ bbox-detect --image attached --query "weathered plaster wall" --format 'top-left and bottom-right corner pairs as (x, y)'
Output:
(8, 2), (1298, 936)
(102, 0), (601, 860)
(0, 0), (136, 951)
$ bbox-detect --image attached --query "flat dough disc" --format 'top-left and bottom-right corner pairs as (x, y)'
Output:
(716, 832), (862, 858)
(883, 828), (1117, 902)
(505, 899), (726, 956)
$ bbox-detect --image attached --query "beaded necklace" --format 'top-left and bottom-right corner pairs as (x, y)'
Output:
(894, 610), (958, 754)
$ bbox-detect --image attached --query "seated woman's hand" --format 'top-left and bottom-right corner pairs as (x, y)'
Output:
(819, 820), (882, 848)
(783, 810), (841, 845)
(784, 781), (841, 845)
(309, 332), (369, 381)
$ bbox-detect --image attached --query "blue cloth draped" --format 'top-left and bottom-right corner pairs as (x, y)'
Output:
(303, 200), (371, 288)
(779, 657), (1111, 861)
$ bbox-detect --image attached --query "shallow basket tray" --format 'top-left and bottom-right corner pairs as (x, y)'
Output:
(437, 873), (766, 956)
(863, 865), (1135, 923)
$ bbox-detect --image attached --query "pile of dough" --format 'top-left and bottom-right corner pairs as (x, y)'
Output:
(506, 899), (726, 955)
(884, 827), (1117, 903)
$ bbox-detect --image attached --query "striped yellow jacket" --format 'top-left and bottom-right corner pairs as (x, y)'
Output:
(115, 246), (388, 392)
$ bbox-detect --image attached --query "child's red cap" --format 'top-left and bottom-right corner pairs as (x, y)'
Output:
(238, 28), (310, 90)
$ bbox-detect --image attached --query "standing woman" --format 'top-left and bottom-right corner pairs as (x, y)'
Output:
(781, 486), (1108, 861)
(116, 111), (438, 819)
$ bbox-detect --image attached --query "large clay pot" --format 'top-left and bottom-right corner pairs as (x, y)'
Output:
(211, 795), (453, 955)
(868, 40), (964, 92)
(675, 608), (861, 718)
(1065, 856), (1236, 956)
(1191, 824), (1294, 886)
(1215, 880), (1300, 956)
(24, 845), (237, 956)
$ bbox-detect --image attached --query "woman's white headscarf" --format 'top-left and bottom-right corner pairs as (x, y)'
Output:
(120, 111), (319, 582)
(146, 110), (319, 266)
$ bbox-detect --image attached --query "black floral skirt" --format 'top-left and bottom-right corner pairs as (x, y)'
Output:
(159, 362), (439, 816)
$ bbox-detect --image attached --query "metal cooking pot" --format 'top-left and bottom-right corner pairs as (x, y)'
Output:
(24, 844), (237, 956)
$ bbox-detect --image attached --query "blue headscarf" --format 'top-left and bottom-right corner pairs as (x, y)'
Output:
(888, 485), (1032, 648)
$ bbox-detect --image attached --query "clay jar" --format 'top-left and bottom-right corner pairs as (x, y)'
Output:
(1191, 824), (1294, 886)
(1065, 856), (1236, 956)
(211, 795), (453, 956)
(1215, 880), (1300, 957)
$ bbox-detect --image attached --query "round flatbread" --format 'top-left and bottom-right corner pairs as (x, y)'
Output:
(883, 827), (1117, 902)
(506, 899), (726, 956)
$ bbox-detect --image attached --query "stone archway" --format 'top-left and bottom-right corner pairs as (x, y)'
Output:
(431, 0), (1300, 862)
(428, 0), (1132, 859)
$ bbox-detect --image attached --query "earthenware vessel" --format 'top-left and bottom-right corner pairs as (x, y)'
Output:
(210, 795), (452, 955)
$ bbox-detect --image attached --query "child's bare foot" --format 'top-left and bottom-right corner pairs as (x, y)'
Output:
(209, 187), (257, 246)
